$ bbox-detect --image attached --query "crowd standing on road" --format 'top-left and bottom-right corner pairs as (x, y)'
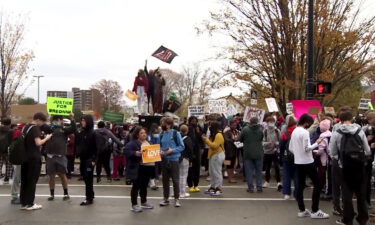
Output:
(0, 106), (375, 225)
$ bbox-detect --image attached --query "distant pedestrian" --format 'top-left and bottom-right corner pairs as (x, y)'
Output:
(0, 117), (14, 184)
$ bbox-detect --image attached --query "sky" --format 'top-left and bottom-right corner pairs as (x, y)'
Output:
(0, 0), (374, 105)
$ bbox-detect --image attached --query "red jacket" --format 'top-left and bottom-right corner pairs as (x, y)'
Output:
(282, 125), (296, 141)
(132, 76), (149, 96)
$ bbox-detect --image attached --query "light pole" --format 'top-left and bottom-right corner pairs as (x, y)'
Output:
(33, 75), (44, 103)
(306, 0), (315, 100)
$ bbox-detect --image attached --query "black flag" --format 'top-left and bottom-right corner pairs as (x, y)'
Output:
(152, 46), (178, 63)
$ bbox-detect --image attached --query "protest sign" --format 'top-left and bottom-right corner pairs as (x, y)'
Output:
(324, 107), (335, 115)
(125, 90), (138, 101)
(286, 103), (294, 115)
(142, 144), (162, 163)
(152, 46), (178, 64)
(188, 105), (205, 119)
(226, 104), (239, 117)
(47, 97), (74, 116)
(208, 100), (228, 114)
(358, 98), (371, 110)
(369, 102), (374, 110)
(265, 98), (279, 112)
(103, 111), (124, 123)
(243, 107), (265, 123)
(251, 99), (258, 105)
(290, 100), (322, 119)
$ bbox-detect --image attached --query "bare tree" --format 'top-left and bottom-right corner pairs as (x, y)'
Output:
(0, 13), (34, 117)
(91, 79), (123, 113)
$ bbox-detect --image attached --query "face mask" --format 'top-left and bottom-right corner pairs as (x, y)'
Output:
(153, 134), (160, 138)
(268, 123), (275, 128)
(161, 125), (167, 131)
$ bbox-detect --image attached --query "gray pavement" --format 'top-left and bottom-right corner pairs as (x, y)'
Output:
(0, 176), (370, 225)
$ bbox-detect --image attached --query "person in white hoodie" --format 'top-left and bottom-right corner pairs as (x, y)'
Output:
(329, 111), (371, 225)
(289, 114), (329, 219)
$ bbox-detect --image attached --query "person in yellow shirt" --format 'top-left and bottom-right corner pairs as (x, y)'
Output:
(202, 121), (225, 196)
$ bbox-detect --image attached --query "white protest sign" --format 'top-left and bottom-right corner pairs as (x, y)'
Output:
(265, 98), (279, 112)
(226, 104), (239, 117)
(188, 105), (205, 119)
(208, 100), (228, 114)
(286, 103), (294, 115)
(243, 107), (266, 124)
(251, 99), (258, 105)
(358, 98), (371, 110)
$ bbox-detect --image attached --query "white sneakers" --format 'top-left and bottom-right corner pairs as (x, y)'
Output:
(298, 209), (329, 219)
(25, 204), (42, 211)
(180, 193), (190, 198)
(284, 195), (291, 200)
(262, 182), (270, 188)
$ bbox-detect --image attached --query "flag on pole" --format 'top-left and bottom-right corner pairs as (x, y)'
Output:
(152, 45), (178, 63)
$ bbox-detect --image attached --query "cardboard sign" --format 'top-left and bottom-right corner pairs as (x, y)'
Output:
(208, 100), (228, 114)
(324, 107), (335, 115)
(251, 99), (258, 105)
(265, 98), (279, 112)
(142, 144), (162, 163)
(286, 103), (294, 115)
(358, 98), (371, 110)
(188, 105), (205, 119)
(47, 97), (74, 116)
(103, 111), (124, 123)
(226, 104), (239, 117)
(290, 100), (322, 119)
(125, 90), (138, 101)
(243, 106), (265, 123)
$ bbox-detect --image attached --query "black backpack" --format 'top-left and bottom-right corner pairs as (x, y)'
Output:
(283, 131), (294, 163)
(0, 128), (12, 155)
(8, 125), (35, 165)
(95, 129), (111, 154)
(338, 128), (366, 187)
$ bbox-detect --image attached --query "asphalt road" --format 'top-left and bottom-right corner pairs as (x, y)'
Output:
(0, 176), (371, 225)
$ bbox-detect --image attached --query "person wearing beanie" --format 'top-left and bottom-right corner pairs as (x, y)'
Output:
(162, 93), (181, 114)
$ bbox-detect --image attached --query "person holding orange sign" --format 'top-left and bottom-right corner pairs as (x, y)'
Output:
(124, 127), (156, 213)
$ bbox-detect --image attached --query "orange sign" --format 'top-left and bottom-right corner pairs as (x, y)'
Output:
(125, 90), (139, 101)
(142, 144), (162, 163)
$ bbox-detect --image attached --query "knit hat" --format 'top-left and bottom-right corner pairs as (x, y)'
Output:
(170, 93), (177, 100)
(319, 119), (331, 132)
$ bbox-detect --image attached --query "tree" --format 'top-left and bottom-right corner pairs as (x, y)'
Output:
(91, 79), (123, 113)
(18, 97), (36, 105)
(198, 0), (375, 113)
(0, 13), (34, 117)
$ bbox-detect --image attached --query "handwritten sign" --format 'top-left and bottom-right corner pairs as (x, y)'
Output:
(188, 105), (205, 119)
(243, 107), (265, 124)
(142, 144), (162, 164)
(47, 97), (74, 116)
(265, 98), (279, 112)
(208, 100), (228, 114)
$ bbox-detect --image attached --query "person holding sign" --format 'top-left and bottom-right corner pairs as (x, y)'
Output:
(124, 127), (156, 213)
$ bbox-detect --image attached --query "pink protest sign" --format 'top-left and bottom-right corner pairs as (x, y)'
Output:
(290, 100), (322, 120)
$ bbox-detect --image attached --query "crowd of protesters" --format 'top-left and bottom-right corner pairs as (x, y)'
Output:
(0, 106), (374, 225)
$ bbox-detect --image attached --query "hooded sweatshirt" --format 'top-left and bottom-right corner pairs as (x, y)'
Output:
(240, 124), (264, 160)
(263, 126), (281, 155)
(313, 120), (332, 166)
(328, 123), (371, 168)
(76, 115), (97, 161)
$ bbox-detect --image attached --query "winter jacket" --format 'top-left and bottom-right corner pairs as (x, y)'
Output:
(124, 140), (142, 180)
(240, 124), (264, 160)
(45, 120), (76, 156)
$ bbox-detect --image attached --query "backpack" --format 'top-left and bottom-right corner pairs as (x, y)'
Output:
(338, 128), (366, 187)
(8, 125), (35, 165)
(0, 128), (12, 155)
(95, 129), (111, 154)
(283, 131), (294, 163)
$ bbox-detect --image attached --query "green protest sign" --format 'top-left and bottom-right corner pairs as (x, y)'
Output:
(47, 97), (74, 116)
(103, 111), (124, 123)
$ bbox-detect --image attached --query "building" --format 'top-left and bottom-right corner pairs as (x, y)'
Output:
(47, 91), (68, 98)
(72, 88), (103, 112)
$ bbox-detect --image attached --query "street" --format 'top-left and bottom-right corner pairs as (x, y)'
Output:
(0, 176), (364, 225)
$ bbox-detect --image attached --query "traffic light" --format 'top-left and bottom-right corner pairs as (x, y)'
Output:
(316, 82), (332, 95)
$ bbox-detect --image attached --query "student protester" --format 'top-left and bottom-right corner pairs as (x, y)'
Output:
(187, 116), (204, 192)
(223, 121), (240, 183)
(0, 117), (14, 184)
(44, 115), (76, 201)
(66, 133), (76, 179)
(240, 117), (264, 193)
(179, 125), (193, 198)
(148, 123), (161, 190)
(159, 117), (185, 207)
(202, 121), (226, 196)
(329, 110), (371, 225)
(10, 124), (25, 204)
(363, 112), (375, 209)
(112, 128), (127, 181)
(76, 115), (97, 206)
(289, 114), (329, 219)
(262, 116), (282, 190)
(124, 126), (155, 213)
(20, 112), (52, 211)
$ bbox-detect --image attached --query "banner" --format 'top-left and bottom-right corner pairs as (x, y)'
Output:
(142, 144), (162, 163)
(290, 100), (322, 119)
(152, 46), (178, 63)
(208, 100), (228, 114)
(358, 98), (371, 110)
(243, 107), (265, 124)
(124, 90), (138, 101)
(188, 105), (205, 119)
(47, 97), (74, 116)
(265, 98), (279, 112)
(324, 107), (335, 115)
(103, 111), (124, 123)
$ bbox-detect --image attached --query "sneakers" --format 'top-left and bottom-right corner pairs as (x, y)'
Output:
(262, 182), (269, 188)
(140, 202), (154, 210)
(194, 187), (200, 192)
(332, 208), (343, 216)
(310, 210), (329, 219)
(159, 199), (170, 207)
(277, 183), (283, 191)
(204, 187), (215, 194)
(80, 200), (93, 206)
(189, 187), (196, 193)
(247, 189), (254, 193)
(3, 178), (9, 185)
(20, 205), (28, 210)
(298, 209), (311, 218)
(257, 188), (263, 193)
(180, 193), (190, 198)
(47, 196), (54, 201)
(63, 195), (70, 201)
(26, 204), (42, 211)
(210, 189), (223, 196)
(174, 199), (181, 208)
(284, 195), (291, 200)
(11, 198), (20, 205)
(335, 219), (345, 225)
(131, 205), (143, 213)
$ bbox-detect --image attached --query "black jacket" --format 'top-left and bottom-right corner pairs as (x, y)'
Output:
(45, 120), (76, 156)
(124, 140), (142, 180)
(76, 115), (97, 161)
(181, 135), (194, 161)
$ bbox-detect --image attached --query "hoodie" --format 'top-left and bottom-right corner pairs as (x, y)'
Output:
(328, 123), (371, 168)
(240, 124), (264, 160)
(76, 115), (97, 161)
(263, 127), (281, 155)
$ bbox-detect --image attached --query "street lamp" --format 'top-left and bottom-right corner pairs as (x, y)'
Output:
(306, 0), (315, 100)
(33, 75), (44, 103)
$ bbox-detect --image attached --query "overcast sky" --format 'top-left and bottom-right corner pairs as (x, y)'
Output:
(0, 0), (374, 104)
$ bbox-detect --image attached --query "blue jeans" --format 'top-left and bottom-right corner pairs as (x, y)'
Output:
(282, 160), (296, 196)
(244, 159), (263, 190)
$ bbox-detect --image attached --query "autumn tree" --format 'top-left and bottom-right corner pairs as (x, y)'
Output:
(199, 0), (375, 113)
(18, 97), (36, 105)
(0, 13), (34, 117)
(91, 79), (123, 113)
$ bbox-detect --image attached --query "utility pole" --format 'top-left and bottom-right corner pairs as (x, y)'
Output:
(33, 75), (44, 103)
(306, 0), (315, 100)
